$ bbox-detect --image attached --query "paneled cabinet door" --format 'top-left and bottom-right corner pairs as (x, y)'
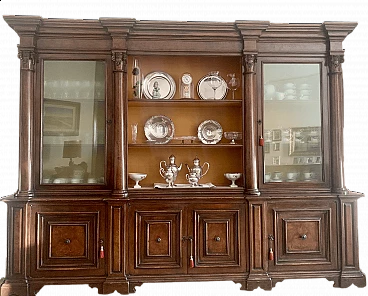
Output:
(30, 203), (106, 277)
(267, 200), (337, 271)
(128, 204), (186, 275)
(189, 204), (246, 273)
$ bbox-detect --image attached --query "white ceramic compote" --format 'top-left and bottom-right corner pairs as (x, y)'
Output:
(224, 173), (242, 187)
(128, 173), (147, 188)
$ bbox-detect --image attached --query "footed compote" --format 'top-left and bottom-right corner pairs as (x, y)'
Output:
(128, 173), (147, 188)
(224, 173), (242, 187)
(224, 131), (242, 144)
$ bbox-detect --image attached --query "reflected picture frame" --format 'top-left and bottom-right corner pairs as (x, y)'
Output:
(43, 99), (80, 136)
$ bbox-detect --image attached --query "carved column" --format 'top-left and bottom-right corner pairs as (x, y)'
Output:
(243, 54), (260, 195)
(16, 49), (36, 198)
(112, 51), (128, 196)
(328, 55), (347, 193)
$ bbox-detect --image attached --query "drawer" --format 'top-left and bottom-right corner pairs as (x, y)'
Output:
(268, 200), (337, 271)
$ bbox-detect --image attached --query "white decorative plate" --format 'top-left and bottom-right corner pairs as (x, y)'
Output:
(144, 115), (175, 144)
(197, 120), (223, 144)
(197, 74), (227, 100)
(143, 71), (176, 100)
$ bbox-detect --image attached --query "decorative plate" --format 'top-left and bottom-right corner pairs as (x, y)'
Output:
(144, 115), (175, 144)
(197, 74), (228, 100)
(197, 120), (223, 144)
(143, 71), (176, 100)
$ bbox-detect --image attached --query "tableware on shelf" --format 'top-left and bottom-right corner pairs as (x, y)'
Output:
(298, 83), (311, 90)
(226, 73), (240, 100)
(224, 173), (242, 187)
(186, 172), (200, 187)
(224, 131), (242, 144)
(131, 123), (138, 144)
(197, 120), (223, 144)
(285, 95), (297, 100)
(143, 71), (176, 100)
(287, 172), (299, 182)
(304, 172), (313, 181)
(264, 173), (271, 183)
(284, 89), (296, 95)
(264, 84), (276, 100)
(128, 172), (147, 188)
(197, 72), (227, 100)
(185, 156), (210, 182)
(283, 82), (296, 89)
(272, 171), (282, 182)
(132, 58), (143, 99)
(173, 136), (198, 144)
(144, 115), (175, 144)
(275, 92), (285, 100)
(159, 154), (182, 187)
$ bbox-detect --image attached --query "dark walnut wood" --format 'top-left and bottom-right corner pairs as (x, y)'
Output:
(0, 15), (366, 295)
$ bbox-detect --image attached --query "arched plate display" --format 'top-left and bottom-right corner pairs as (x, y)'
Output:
(144, 115), (175, 144)
(143, 71), (176, 100)
(197, 120), (223, 144)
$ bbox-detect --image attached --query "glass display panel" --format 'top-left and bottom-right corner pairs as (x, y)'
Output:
(263, 64), (322, 183)
(42, 61), (105, 184)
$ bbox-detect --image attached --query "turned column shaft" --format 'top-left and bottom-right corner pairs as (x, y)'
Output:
(244, 55), (259, 195)
(329, 55), (346, 193)
(112, 52), (128, 195)
(17, 50), (35, 197)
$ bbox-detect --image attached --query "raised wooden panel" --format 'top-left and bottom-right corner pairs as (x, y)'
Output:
(30, 204), (105, 277)
(191, 207), (244, 273)
(38, 213), (97, 269)
(132, 207), (185, 274)
(268, 200), (338, 271)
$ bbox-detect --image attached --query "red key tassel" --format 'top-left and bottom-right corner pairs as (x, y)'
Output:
(268, 248), (274, 261)
(259, 136), (264, 146)
(100, 246), (105, 259)
(189, 256), (194, 268)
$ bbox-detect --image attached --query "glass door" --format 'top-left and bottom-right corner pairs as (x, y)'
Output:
(263, 63), (323, 183)
(42, 60), (106, 184)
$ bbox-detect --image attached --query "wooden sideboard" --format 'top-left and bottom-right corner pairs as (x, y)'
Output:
(0, 16), (366, 295)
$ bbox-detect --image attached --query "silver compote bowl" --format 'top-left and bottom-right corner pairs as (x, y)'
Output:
(224, 131), (242, 144)
(128, 173), (147, 188)
(224, 173), (242, 187)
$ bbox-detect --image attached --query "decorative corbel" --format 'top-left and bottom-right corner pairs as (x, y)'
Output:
(112, 51), (127, 73)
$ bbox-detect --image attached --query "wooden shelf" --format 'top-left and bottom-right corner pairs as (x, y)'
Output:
(128, 143), (243, 148)
(128, 99), (242, 107)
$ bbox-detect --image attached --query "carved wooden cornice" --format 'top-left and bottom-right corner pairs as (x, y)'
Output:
(235, 21), (270, 54)
(324, 22), (358, 56)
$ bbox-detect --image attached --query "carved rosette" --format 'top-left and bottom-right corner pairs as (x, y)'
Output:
(112, 52), (127, 73)
(18, 49), (36, 71)
(329, 55), (344, 74)
(243, 54), (257, 74)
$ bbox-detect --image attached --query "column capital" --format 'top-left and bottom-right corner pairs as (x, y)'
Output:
(112, 51), (127, 73)
(243, 54), (258, 74)
(329, 54), (344, 74)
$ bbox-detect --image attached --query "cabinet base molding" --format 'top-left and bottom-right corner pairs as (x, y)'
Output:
(240, 274), (273, 291)
(89, 280), (130, 295)
(340, 270), (367, 289)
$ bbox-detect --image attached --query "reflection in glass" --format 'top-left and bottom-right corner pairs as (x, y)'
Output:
(263, 64), (322, 183)
(42, 61), (105, 184)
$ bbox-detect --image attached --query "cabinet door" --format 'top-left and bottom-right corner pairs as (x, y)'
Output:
(189, 204), (246, 273)
(267, 200), (337, 271)
(128, 204), (186, 275)
(30, 203), (105, 277)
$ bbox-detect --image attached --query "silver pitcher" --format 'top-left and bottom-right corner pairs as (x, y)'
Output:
(159, 154), (182, 187)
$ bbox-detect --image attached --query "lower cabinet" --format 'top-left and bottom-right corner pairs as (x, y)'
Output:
(267, 199), (338, 272)
(128, 201), (246, 276)
(30, 203), (106, 277)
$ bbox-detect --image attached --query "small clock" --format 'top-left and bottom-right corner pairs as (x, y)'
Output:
(180, 73), (194, 99)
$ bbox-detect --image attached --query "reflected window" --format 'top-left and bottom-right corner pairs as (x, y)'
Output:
(263, 64), (322, 183)
(42, 61), (105, 184)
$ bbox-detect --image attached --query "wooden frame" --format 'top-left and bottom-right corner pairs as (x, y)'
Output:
(43, 99), (80, 136)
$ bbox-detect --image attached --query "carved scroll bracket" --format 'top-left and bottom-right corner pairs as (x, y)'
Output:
(112, 51), (127, 73)
(17, 49), (36, 71)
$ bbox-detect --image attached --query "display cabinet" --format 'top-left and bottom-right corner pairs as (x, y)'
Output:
(0, 16), (366, 295)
